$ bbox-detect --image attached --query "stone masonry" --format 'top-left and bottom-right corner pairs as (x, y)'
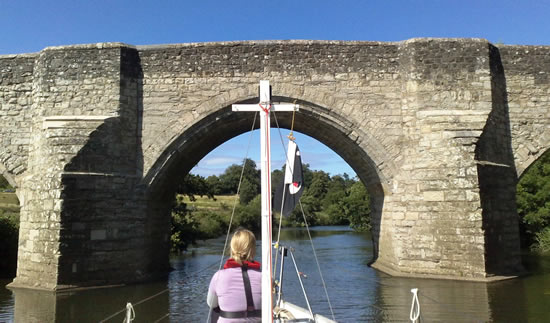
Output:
(1, 39), (549, 290)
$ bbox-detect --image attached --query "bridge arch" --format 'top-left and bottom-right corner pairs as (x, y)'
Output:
(144, 94), (397, 199)
(515, 136), (550, 178)
(0, 160), (23, 205)
(0, 162), (17, 189)
(517, 147), (550, 181)
(142, 93), (397, 272)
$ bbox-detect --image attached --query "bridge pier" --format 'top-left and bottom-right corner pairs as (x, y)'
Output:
(8, 44), (170, 290)
(371, 40), (522, 279)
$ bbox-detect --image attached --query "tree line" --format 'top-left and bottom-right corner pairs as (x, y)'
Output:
(170, 158), (371, 252)
(516, 150), (550, 252)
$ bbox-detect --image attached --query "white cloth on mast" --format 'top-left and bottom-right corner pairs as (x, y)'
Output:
(274, 140), (304, 217)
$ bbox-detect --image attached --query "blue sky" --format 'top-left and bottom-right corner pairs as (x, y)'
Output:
(192, 129), (356, 178)
(2, 0), (549, 177)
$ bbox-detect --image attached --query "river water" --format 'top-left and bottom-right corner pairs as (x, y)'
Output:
(1, 226), (550, 322)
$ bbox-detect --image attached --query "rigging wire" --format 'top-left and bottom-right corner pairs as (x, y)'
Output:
(100, 255), (221, 322)
(272, 110), (337, 321)
(206, 111), (259, 323)
(272, 111), (290, 275)
(99, 289), (169, 323)
(152, 313), (170, 323)
(216, 111), (259, 271)
(297, 199), (337, 321)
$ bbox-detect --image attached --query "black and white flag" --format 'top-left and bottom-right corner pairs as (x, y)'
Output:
(273, 141), (304, 217)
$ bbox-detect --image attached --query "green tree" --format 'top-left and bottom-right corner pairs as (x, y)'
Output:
(171, 174), (218, 252)
(322, 175), (347, 209)
(307, 171), (330, 199)
(517, 150), (550, 251)
(239, 178), (258, 205)
(219, 158), (259, 194)
(235, 195), (262, 232)
(271, 168), (284, 196)
(341, 173), (355, 190)
(176, 174), (215, 200)
(206, 175), (222, 195)
(342, 181), (371, 231)
(302, 163), (314, 190)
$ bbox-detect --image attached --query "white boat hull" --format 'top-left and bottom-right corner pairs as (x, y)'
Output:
(276, 300), (337, 323)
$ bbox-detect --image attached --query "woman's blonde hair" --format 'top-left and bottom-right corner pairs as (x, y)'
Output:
(230, 229), (256, 264)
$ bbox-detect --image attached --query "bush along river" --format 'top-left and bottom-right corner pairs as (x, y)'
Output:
(1, 226), (550, 322)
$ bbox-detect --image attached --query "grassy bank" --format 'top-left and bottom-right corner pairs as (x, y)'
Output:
(171, 194), (250, 252)
(0, 192), (19, 206)
(182, 194), (236, 212)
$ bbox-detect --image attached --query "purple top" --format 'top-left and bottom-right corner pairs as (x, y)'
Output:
(207, 267), (262, 323)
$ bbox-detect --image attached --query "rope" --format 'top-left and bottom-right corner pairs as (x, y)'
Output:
(124, 302), (135, 323)
(409, 288), (420, 323)
(99, 289), (169, 323)
(287, 100), (297, 141)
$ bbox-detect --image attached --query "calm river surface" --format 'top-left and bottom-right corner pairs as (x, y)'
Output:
(1, 226), (550, 322)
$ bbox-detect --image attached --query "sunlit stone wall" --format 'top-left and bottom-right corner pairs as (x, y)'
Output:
(1, 39), (549, 290)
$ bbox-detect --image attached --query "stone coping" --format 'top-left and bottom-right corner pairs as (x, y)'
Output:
(0, 52), (39, 59)
(2, 39), (548, 57)
(136, 38), (493, 51)
(7, 280), (127, 293)
(371, 262), (525, 283)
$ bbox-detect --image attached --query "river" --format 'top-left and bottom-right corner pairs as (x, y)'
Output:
(1, 226), (549, 322)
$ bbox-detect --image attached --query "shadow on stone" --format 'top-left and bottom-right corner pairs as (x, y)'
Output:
(476, 44), (523, 277)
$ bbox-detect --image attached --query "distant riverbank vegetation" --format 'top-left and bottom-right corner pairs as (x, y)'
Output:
(516, 150), (550, 253)
(170, 159), (370, 252)
(166, 152), (550, 253)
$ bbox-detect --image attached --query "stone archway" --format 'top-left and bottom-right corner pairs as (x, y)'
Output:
(142, 96), (394, 277)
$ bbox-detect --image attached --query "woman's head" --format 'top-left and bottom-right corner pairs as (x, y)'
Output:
(230, 229), (256, 264)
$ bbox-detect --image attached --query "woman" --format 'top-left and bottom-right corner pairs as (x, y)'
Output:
(207, 229), (262, 322)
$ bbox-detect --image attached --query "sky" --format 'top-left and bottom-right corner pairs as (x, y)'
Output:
(2, 0), (549, 177)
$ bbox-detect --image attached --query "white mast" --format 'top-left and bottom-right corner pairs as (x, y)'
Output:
(232, 81), (298, 323)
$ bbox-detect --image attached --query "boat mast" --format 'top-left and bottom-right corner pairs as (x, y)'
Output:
(232, 81), (298, 323)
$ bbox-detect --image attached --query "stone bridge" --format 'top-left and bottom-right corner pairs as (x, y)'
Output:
(1, 39), (549, 290)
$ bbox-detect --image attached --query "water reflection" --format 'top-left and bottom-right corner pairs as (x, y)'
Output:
(11, 282), (169, 323)
(1, 227), (550, 322)
(487, 252), (550, 322)
(0, 279), (14, 322)
(376, 276), (493, 322)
